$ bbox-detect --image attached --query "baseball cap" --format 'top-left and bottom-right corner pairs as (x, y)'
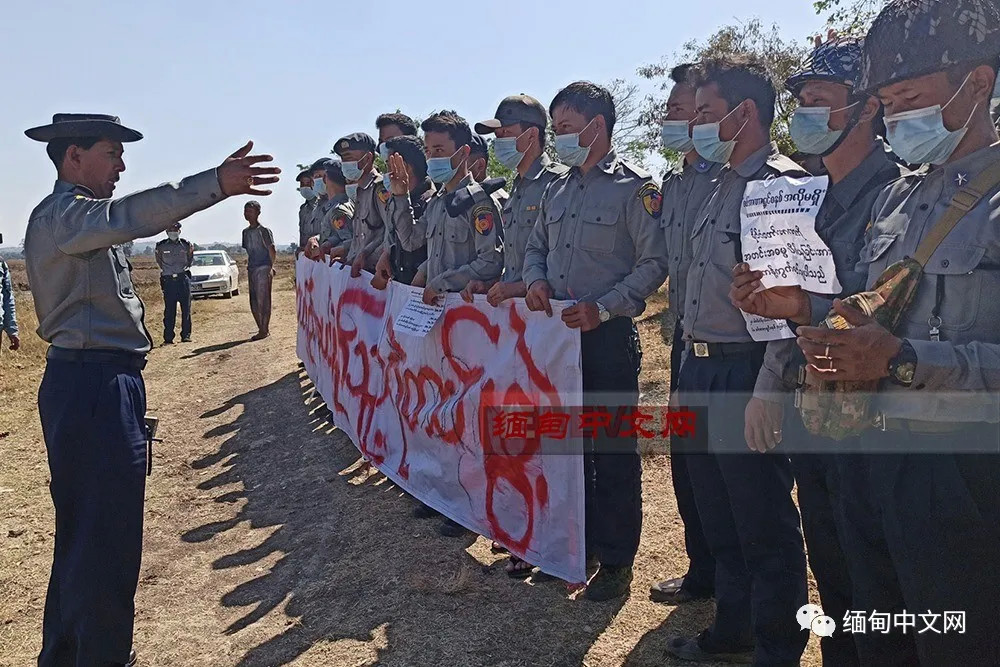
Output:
(475, 94), (548, 134)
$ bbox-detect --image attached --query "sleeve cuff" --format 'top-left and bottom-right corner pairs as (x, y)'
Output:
(907, 338), (955, 390)
(596, 290), (630, 318)
(808, 294), (834, 327)
(522, 268), (546, 290)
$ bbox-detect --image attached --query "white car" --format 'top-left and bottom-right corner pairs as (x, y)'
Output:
(190, 250), (240, 299)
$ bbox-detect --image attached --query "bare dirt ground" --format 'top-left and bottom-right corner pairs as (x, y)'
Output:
(0, 256), (821, 666)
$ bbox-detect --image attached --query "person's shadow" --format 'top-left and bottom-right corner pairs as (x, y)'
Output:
(181, 339), (251, 359)
(183, 370), (627, 666)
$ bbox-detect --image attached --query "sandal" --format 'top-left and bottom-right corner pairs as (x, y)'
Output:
(491, 541), (509, 554)
(504, 556), (536, 579)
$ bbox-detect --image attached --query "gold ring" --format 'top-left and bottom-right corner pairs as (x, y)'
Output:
(828, 358), (835, 371)
(246, 176), (254, 187)
(824, 345), (830, 358)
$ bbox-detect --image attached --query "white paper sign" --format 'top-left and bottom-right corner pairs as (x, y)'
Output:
(742, 311), (795, 341)
(740, 175), (842, 295)
(393, 289), (445, 337)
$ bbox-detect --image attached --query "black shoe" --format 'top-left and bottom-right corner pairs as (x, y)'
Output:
(120, 648), (137, 666)
(162, 340), (174, 346)
(649, 576), (713, 604)
(584, 565), (633, 601)
(666, 633), (753, 664)
(412, 504), (440, 519)
(181, 336), (192, 343)
(438, 518), (466, 537)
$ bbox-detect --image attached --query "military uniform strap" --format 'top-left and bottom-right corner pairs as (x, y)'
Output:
(468, 182), (488, 205)
(912, 160), (1000, 267)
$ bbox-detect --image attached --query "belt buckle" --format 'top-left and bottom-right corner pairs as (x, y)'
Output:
(693, 342), (709, 358)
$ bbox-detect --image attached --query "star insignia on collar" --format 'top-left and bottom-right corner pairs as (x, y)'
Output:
(956, 173), (969, 186)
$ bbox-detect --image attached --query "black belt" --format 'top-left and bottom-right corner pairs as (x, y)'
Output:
(47, 346), (147, 371)
(686, 341), (764, 359)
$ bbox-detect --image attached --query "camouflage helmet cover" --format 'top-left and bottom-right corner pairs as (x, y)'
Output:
(786, 37), (866, 94)
(860, 0), (1000, 92)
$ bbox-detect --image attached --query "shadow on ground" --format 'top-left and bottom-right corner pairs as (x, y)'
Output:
(181, 339), (252, 359)
(182, 370), (644, 667)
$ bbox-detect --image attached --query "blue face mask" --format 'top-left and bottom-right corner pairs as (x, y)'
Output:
(692, 105), (748, 164)
(345, 183), (358, 203)
(427, 148), (463, 184)
(493, 129), (529, 170)
(885, 74), (975, 166)
(312, 178), (326, 197)
(298, 186), (315, 200)
(341, 160), (363, 182)
(789, 102), (858, 155)
(378, 143), (389, 162)
(554, 118), (597, 167)
(383, 172), (392, 191)
(660, 120), (695, 153)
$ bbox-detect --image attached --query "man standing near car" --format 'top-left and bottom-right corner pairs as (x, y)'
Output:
(154, 222), (194, 344)
(242, 200), (275, 340)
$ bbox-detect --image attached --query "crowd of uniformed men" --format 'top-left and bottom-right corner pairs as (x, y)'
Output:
(16, 0), (1000, 665)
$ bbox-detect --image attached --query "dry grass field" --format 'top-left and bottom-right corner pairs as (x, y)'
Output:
(0, 255), (822, 666)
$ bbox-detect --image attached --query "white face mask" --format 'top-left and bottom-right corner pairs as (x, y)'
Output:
(167, 232), (180, 241)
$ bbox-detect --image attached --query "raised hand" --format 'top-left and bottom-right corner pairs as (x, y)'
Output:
(217, 141), (281, 197)
(387, 153), (410, 196)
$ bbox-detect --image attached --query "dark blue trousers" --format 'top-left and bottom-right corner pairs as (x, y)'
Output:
(840, 432), (1000, 667)
(581, 317), (642, 567)
(676, 348), (808, 665)
(668, 321), (715, 596)
(38, 359), (147, 667)
(161, 275), (191, 342)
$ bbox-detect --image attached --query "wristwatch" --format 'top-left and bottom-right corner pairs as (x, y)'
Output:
(596, 302), (611, 323)
(887, 340), (917, 387)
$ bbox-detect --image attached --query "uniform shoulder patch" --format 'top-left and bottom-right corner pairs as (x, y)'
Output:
(472, 204), (495, 236)
(376, 181), (391, 205)
(638, 182), (663, 219)
(332, 213), (348, 230)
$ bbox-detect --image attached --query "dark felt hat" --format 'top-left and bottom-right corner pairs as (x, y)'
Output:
(25, 113), (143, 143)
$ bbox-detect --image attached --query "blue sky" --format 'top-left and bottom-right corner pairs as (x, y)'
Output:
(0, 0), (825, 247)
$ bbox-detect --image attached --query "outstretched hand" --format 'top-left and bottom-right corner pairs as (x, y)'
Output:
(217, 141), (281, 197)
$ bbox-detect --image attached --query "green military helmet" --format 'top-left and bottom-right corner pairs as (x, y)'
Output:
(860, 0), (1000, 93)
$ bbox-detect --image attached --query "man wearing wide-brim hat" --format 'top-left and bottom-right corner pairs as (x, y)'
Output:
(23, 112), (278, 667)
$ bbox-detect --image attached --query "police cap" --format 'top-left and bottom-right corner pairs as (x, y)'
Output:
(309, 157), (334, 172)
(333, 132), (377, 157)
(475, 94), (548, 134)
(861, 0), (1000, 92)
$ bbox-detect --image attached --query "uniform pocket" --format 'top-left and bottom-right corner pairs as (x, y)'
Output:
(544, 203), (566, 247)
(445, 217), (470, 244)
(578, 204), (618, 253)
(903, 243), (985, 332)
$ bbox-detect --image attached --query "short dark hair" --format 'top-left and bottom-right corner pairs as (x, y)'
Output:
(670, 63), (695, 86)
(376, 112), (418, 137)
(690, 57), (777, 129)
(385, 135), (428, 182)
(324, 162), (347, 187)
(46, 136), (101, 169)
(421, 110), (472, 149)
(245, 200), (261, 211)
(549, 81), (616, 140)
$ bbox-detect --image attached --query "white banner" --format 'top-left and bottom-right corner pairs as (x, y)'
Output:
(295, 258), (587, 582)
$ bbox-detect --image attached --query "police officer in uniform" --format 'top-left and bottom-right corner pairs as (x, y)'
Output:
(665, 61), (809, 664)
(523, 82), (668, 601)
(471, 94), (567, 312)
(388, 110), (504, 305)
(303, 157), (333, 253)
(23, 114), (277, 667)
(296, 168), (318, 254)
(739, 2), (1000, 663)
(314, 161), (355, 260)
(467, 133), (510, 206)
(734, 37), (903, 667)
(372, 134), (432, 287)
(155, 222), (194, 344)
(647, 63), (724, 607)
(386, 110), (503, 535)
(336, 133), (390, 276)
